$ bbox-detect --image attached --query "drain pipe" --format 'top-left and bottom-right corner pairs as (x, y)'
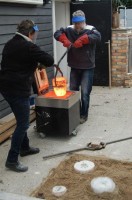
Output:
(106, 40), (112, 89)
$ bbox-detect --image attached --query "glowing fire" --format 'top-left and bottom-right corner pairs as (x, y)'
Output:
(52, 77), (67, 97)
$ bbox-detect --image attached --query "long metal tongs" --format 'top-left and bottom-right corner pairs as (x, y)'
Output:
(53, 46), (71, 83)
(43, 136), (132, 160)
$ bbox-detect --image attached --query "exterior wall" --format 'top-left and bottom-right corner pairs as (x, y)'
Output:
(111, 28), (132, 87)
(0, 2), (54, 119)
(126, 9), (132, 27)
(120, 9), (132, 28)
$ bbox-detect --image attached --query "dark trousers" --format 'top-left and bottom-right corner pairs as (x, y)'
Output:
(70, 68), (94, 118)
(2, 93), (30, 163)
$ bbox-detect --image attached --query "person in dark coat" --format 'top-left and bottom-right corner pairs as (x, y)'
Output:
(54, 10), (101, 124)
(0, 20), (54, 172)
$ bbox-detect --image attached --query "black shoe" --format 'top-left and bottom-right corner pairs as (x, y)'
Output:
(5, 161), (28, 172)
(80, 116), (88, 124)
(20, 147), (40, 157)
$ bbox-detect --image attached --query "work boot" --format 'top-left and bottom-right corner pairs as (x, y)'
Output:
(80, 116), (88, 124)
(5, 161), (28, 172)
(20, 147), (40, 157)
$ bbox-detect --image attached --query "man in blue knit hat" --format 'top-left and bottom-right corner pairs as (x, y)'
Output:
(54, 10), (101, 124)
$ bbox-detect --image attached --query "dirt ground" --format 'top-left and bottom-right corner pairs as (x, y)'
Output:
(33, 154), (132, 200)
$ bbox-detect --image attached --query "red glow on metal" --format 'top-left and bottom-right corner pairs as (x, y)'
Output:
(43, 90), (74, 99)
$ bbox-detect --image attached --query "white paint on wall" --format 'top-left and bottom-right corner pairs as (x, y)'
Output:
(52, 0), (71, 85)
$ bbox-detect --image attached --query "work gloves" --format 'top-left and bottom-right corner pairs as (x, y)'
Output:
(73, 34), (89, 48)
(58, 33), (89, 48)
(58, 33), (71, 48)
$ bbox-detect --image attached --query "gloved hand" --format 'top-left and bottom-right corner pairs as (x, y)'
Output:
(58, 33), (71, 48)
(73, 34), (89, 48)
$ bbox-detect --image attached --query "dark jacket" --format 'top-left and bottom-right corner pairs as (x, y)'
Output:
(54, 25), (101, 69)
(0, 34), (54, 97)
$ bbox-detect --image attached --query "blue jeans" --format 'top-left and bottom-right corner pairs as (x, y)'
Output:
(70, 68), (94, 118)
(2, 93), (30, 163)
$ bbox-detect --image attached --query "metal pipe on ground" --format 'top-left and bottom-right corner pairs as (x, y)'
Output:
(43, 137), (132, 160)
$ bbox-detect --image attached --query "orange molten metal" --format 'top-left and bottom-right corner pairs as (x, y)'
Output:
(44, 90), (73, 99)
(52, 77), (67, 97)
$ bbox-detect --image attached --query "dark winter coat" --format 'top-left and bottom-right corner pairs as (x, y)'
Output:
(0, 34), (54, 97)
(54, 25), (101, 69)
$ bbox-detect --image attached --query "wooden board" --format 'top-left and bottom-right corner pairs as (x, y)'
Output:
(0, 112), (36, 144)
(0, 110), (35, 134)
(0, 114), (16, 135)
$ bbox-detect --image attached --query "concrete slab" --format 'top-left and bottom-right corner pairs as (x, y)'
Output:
(0, 192), (42, 200)
(0, 86), (132, 197)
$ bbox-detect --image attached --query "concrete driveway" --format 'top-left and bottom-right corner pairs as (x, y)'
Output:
(0, 86), (132, 198)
